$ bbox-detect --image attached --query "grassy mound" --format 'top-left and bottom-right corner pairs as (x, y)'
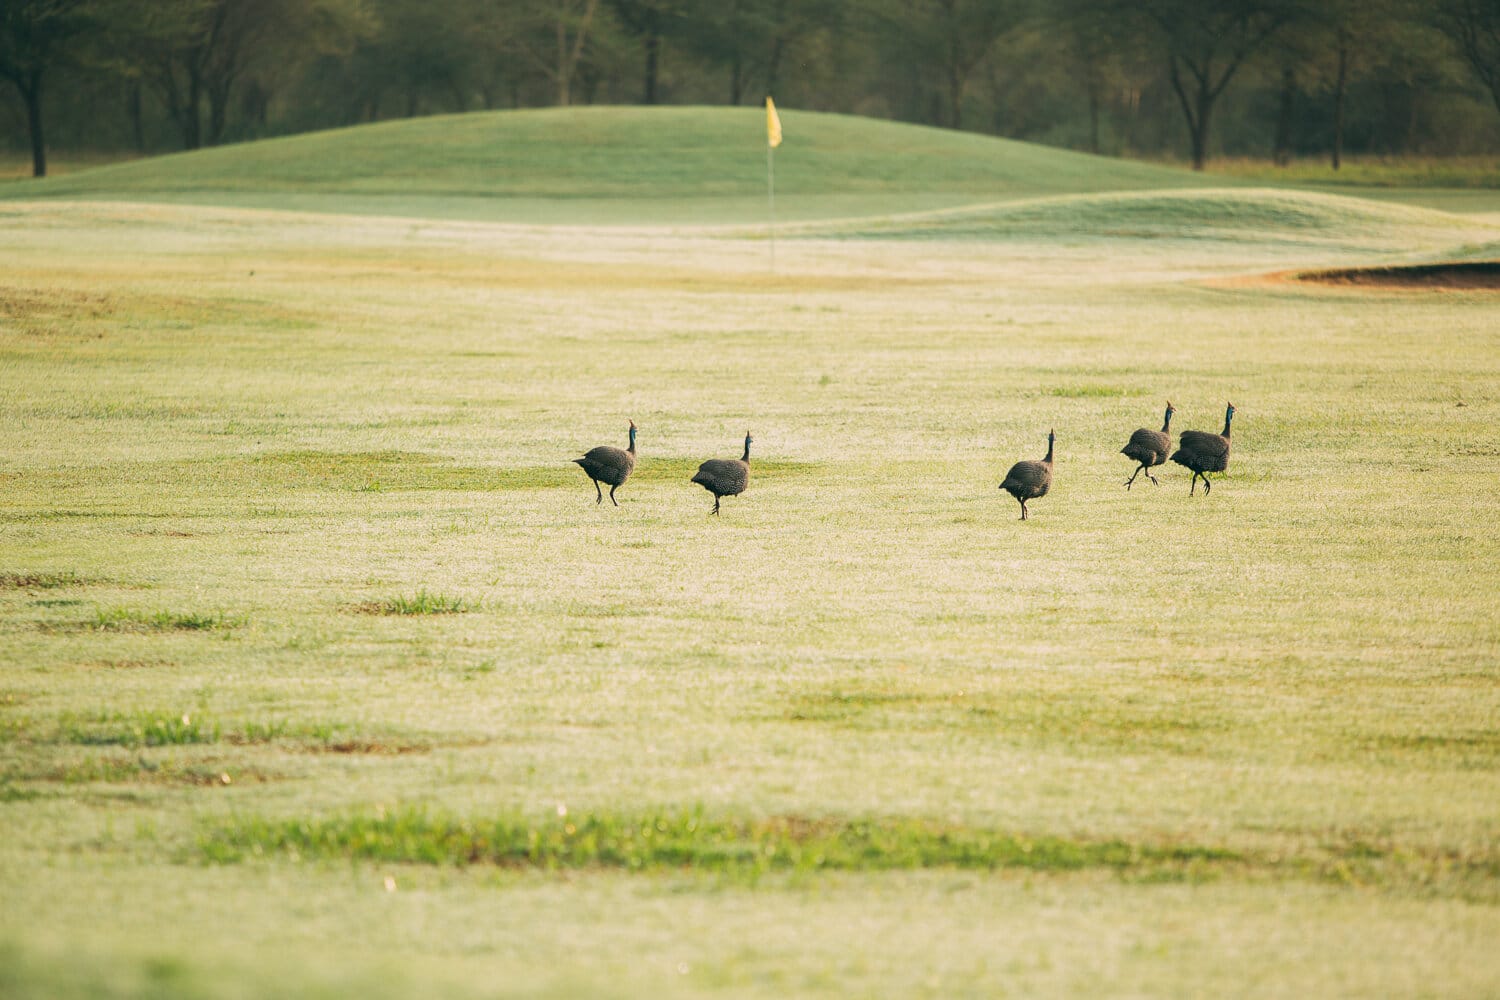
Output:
(799, 187), (1499, 250)
(0, 106), (1212, 223)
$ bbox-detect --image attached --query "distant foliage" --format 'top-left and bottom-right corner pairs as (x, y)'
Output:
(4, 0), (1499, 173)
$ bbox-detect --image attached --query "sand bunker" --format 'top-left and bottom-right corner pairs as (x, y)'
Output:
(1295, 261), (1500, 290)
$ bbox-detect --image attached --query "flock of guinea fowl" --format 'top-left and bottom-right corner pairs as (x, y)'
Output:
(574, 401), (1236, 520)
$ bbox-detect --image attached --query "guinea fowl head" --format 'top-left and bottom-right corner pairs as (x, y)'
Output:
(1045, 429), (1055, 462)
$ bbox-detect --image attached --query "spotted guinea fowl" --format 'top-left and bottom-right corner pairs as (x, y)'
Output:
(1121, 401), (1175, 489)
(692, 431), (752, 515)
(999, 429), (1054, 520)
(573, 419), (637, 506)
(1170, 402), (1234, 496)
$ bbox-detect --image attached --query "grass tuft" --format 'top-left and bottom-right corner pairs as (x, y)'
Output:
(85, 608), (243, 632)
(354, 590), (479, 616)
(40, 714), (434, 754)
(61, 712), (221, 748)
(0, 571), (92, 590)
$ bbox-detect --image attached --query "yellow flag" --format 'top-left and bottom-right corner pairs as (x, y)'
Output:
(766, 96), (783, 149)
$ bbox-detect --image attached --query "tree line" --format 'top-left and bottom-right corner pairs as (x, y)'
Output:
(4, 0), (1500, 178)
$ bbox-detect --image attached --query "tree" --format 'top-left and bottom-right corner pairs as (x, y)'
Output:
(0, 0), (104, 176)
(130, 0), (368, 149)
(1434, 0), (1500, 117)
(870, 0), (1016, 129)
(1132, 0), (1292, 168)
(497, 0), (602, 106)
(346, 0), (489, 118)
(607, 0), (685, 104)
(1053, 0), (1139, 153)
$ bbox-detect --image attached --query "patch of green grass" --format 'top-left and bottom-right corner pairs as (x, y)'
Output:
(783, 686), (1232, 757)
(84, 608), (242, 632)
(0, 107), (1214, 224)
(0, 571), (91, 590)
(59, 712), (221, 748)
(807, 187), (1495, 249)
(35, 755), (248, 787)
(354, 591), (479, 616)
(30, 714), (434, 754)
(200, 806), (1240, 877)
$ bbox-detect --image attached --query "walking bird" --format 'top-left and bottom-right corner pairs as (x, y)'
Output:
(999, 429), (1054, 520)
(1170, 402), (1234, 496)
(1121, 401), (1175, 489)
(573, 420), (637, 506)
(692, 432), (752, 515)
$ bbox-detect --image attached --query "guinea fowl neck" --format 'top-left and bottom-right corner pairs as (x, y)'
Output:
(741, 437), (752, 463)
(1162, 406), (1173, 432)
(628, 426), (637, 454)
(1044, 433), (1054, 464)
(1222, 407), (1234, 438)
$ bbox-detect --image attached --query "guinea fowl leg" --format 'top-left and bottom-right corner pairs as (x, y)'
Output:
(1189, 472), (1199, 496)
(594, 479), (604, 504)
(1203, 476), (1212, 494)
(1125, 464), (1142, 489)
(1147, 469), (1159, 486)
(609, 484), (619, 507)
(710, 497), (720, 516)
(1019, 499), (1028, 521)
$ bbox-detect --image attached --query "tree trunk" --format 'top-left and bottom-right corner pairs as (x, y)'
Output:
(1272, 64), (1294, 167)
(947, 36), (964, 129)
(1085, 59), (1102, 155)
(22, 70), (47, 177)
(207, 83), (230, 145)
(184, 68), (203, 149)
(556, 14), (570, 104)
(766, 35), (784, 98)
(128, 80), (146, 153)
(643, 29), (659, 104)
(1168, 57), (1211, 170)
(1331, 40), (1347, 170)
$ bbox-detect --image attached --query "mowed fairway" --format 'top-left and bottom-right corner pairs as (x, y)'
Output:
(2, 109), (1500, 998)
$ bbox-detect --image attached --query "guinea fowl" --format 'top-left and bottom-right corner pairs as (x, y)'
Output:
(999, 429), (1054, 520)
(573, 420), (637, 506)
(692, 431), (752, 515)
(1121, 401), (1175, 489)
(1170, 402), (1234, 496)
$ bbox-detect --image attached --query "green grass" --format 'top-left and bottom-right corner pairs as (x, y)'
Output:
(85, 608), (243, 632)
(0, 571), (93, 589)
(200, 805), (1244, 875)
(0, 106), (1217, 224)
(356, 591), (479, 615)
(0, 109), (1498, 997)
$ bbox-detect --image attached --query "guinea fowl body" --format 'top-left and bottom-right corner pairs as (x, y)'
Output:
(1121, 401), (1175, 489)
(1000, 430), (1054, 520)
(692, 432), (752, 515)
(574, 421), (637, 506)
(1170, 403), (1234, 495)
